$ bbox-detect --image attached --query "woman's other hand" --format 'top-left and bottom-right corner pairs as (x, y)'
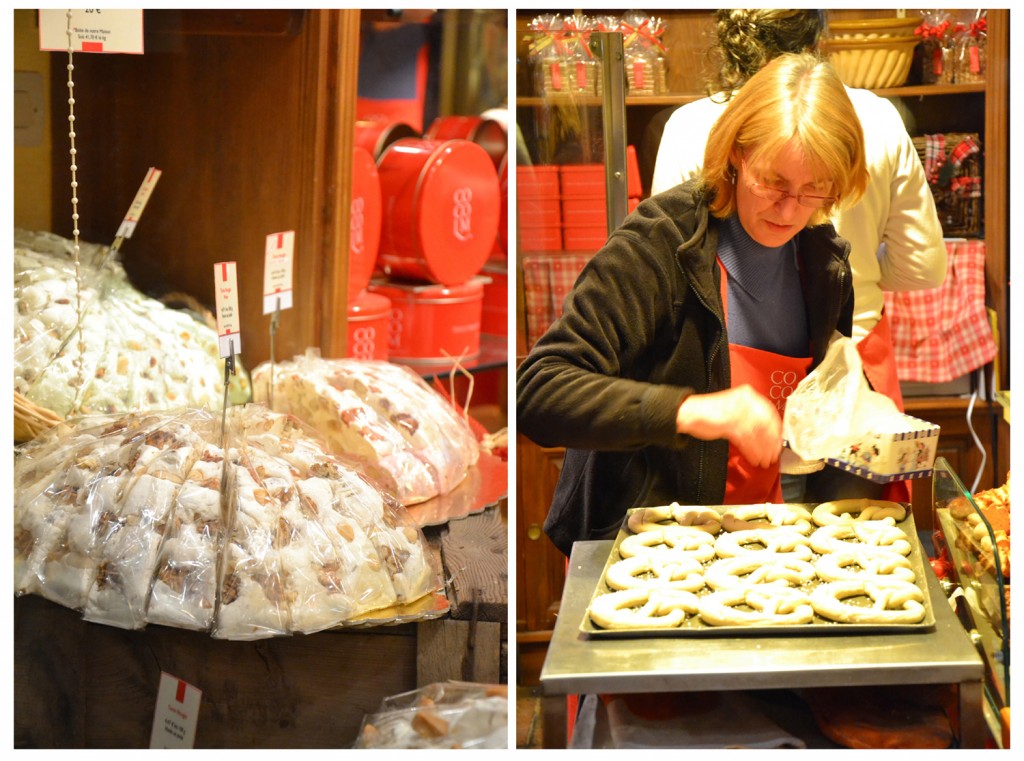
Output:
(676, 385), (783, 467)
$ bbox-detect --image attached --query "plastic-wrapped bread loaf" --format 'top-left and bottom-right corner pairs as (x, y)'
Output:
(13, 405), (444, 639)
(13, 229), (251, 430)
(251, 351), (480, 505)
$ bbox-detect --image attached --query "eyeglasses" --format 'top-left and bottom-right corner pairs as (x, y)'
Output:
(742, 161), (836, 209)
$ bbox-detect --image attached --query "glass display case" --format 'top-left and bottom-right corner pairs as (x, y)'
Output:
(931, 457), (1009, 745)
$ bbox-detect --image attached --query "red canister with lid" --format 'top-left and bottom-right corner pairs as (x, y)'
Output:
(480, 261), (507, 336)
(367, 277), (484, 362)
(376, 138), (500, 286)
(346, 289), (391, 361)
(353, 120), (420, 160)
(348, 146), (382, 298)
(425, 115), (508, 168)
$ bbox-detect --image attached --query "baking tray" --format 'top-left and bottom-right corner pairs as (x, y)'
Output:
(580, 503), (936, 638)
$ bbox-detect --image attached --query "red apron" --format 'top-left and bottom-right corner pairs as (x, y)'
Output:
(719, 261), (812, 505)
(857, 312), (912, 503)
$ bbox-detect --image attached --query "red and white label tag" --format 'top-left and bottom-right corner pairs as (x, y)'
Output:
(39, 9), (145, 55)
(149, 672), (202, 749)
(115, 167), (161, 240)
(263, 230), (295, 314)
(213, 261), (242, 358)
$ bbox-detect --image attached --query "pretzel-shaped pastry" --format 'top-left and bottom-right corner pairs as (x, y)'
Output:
(721, 503), (814, 535)
(618, 526), (716, 563)
(714, 528), (813, 561)
(697, 586), (814, 626)
(809, 522), (913, 557)
(810, 579), (925, 624)
(605, 554), (706, 593)
(811, 498), (906, 527)
(704, 556), (816, 590)
(813, 550), (916, 584)
(626, 503), (723, 535)
(588, 587), (699, 629)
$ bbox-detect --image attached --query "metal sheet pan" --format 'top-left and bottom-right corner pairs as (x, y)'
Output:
(580, 503), (936, 638)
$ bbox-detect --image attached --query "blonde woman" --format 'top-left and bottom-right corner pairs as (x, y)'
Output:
(517, 53), (868, 557)
(652, 9), (947, 503)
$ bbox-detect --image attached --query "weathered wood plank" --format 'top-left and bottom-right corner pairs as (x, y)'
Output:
(439, 507), (508, 622)
(416, 618), (502, 687)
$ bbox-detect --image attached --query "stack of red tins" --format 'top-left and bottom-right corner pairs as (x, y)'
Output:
(368, 114), (505, 363)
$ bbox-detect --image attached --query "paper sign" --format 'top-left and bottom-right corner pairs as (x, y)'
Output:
(149, 672), (201, 749)
(39, 9), (145, 55)
(115, 167), (161, 239)
(263, 230), (295, 314)
(213, 261), (242, 358)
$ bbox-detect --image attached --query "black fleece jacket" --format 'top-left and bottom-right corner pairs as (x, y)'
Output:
(516, 180), (853, 557)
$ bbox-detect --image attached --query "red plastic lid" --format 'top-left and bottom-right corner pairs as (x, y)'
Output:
(349, 146), (382, 298)
(412, 141), (500, 285)
(347, 289), (391, 319)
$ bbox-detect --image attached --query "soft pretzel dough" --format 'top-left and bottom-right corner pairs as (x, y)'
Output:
(721, 503), (814, 535)
(811, 498), (906, 527)
(714, 528), (813, 561)
(605, 554), (705, 593)
(627, 503), (723, 535)
(810, 579), (925, 624)
(588, 587), (699, 629)
(698, 586), (814, 627)
(704, 556), (816, 590)
(618, 526), (715, 563)
(809, 522), (913, 557)
(813, 550), (916, 584)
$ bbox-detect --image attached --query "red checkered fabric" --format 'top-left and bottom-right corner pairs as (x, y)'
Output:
(884, 239), (997, 382)
(923, 134), (946, 185)
(521, 254), (592, 348)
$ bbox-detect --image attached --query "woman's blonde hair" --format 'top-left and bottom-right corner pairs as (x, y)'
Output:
(702, 52), (868, 226)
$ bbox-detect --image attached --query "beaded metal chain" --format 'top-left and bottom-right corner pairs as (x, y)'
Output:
(65, 10), (86, 394)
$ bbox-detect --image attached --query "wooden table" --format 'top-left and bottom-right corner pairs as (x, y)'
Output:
(14, 505), (507, 748)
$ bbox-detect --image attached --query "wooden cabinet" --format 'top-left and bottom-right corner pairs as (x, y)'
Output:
(45, 10), (360, 368)
(514, 9), (1010, 662)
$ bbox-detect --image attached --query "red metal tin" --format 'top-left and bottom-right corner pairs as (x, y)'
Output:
(561, 196), (607, 228)
(519, 197), (562, 228)
(425, 115), (507, 168)
(560, 164), (607, 197)
(563, 225), (609, 251)
(353, 120), (420, 160)
(349, 146), (383, 299)
(480, 261), (507, 336)
(377, 138), (500, 286)
(346, 289), (391, 361)
(368, 278), (485, 362)
(495, 152), (508, 257)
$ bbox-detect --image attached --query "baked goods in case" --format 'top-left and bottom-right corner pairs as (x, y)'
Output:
(13, 405), (443, 639)
(251, 352), (480, 505)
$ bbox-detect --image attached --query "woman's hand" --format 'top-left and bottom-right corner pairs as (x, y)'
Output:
(676, 385), (783, 468)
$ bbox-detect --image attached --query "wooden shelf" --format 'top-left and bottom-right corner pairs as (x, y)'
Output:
(517, 81), (987, 108)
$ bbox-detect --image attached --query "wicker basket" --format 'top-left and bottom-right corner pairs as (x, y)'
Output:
(913, 133), (983, 237)
(825, 34), (918, 89)
(827, 16), (921, 40)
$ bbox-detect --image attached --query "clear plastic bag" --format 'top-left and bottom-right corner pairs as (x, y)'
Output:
(782, 336), (902, 463)
(354, 681), (508, 749)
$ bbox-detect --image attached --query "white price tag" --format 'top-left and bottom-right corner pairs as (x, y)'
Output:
(115, 167), (161, 240)
(149, 672), (201, 749)
(39, 9), (145, 55)
(263, 230), (295, 314)
(213, 261), (242, 359)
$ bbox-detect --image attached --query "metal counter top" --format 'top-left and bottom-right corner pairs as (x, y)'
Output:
(540, 540), (986, 747)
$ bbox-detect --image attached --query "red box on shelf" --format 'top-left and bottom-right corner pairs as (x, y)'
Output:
(519, 196), (562, 227)
(561, 197), (607, 227)
(517, 165), (560, 198)
(560, 164), (606, 197)
(520, 225), (563, 252)
(563, 225), (609, 251)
